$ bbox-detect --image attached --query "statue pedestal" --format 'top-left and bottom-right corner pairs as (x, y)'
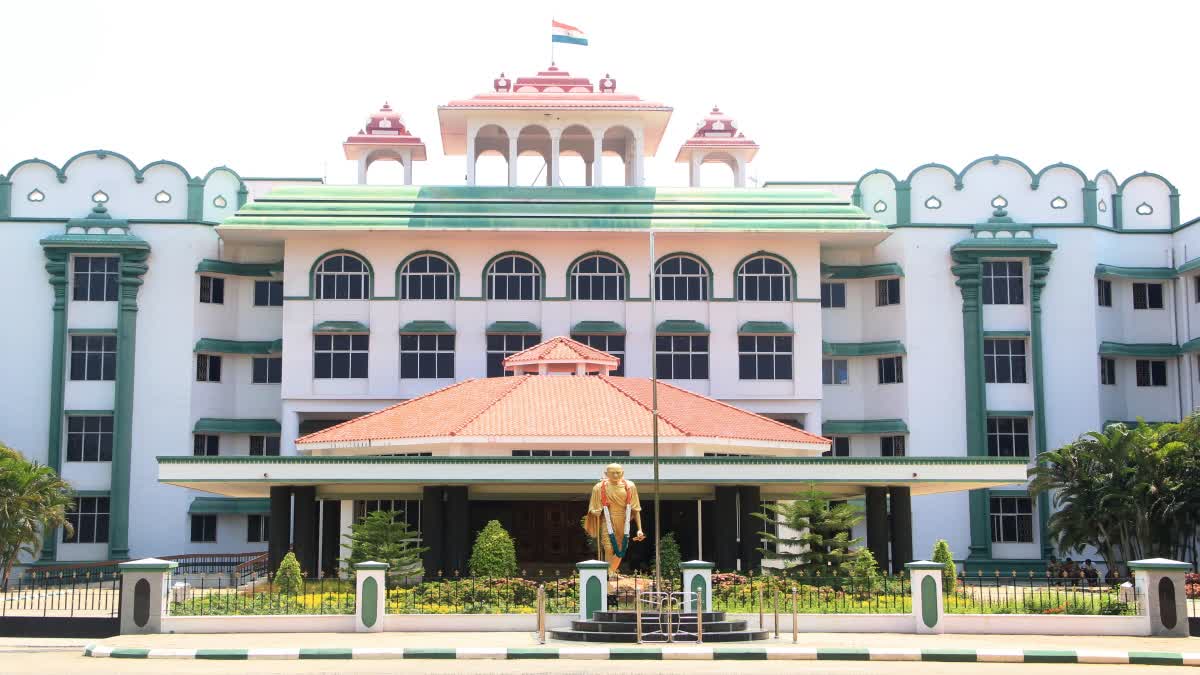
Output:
(577, 560), (609, 620)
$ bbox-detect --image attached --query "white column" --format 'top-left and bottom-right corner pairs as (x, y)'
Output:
(507, 134), (519, 187)
(689, 155), (701, 187)
(465, 129), (476, 186)
(592, 134), (604, 186)
(118, 558), (177, 635)
(734, 157), (746, 188)
(906, 560), (945, 634)
(550, 131), (561, 187)
(357, 158), (369, 185)
(339, 499), (354, 574)
(354, 561), (388, 632)
(633, 134), (645, 186)
(402, 150), (413, 185)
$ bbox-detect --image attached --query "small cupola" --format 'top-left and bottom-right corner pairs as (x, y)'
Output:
(502, 336), (620, 375)
(343, 102), (428, 184)
(675, 106), (759, 187)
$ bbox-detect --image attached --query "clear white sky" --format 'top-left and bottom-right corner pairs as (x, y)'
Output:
(2, 0), (1196, 209)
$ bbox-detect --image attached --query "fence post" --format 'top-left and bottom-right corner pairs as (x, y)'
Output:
(680, 560), (713, 613)
(354, 561), (388, 633)
(1128, 558), (1190, 637)
(577, 560), (609, 620)
(117, 558), (177, 635)
(905, 561), (944, 635)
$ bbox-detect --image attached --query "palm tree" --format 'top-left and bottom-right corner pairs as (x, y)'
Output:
(0, 443), (76, 588)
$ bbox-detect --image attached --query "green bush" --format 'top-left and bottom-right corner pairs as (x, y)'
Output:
(341, 509), (427, 582)
(931, 539), (957, 592)
(848, 548), (880, 596)
(275, 551), (303, 595)
(469, 520), (518, 577)
(656, 532), (682, 581)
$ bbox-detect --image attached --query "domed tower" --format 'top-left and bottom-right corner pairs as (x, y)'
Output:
(675, 106), (759, 187)
(343, 102), (428, 184)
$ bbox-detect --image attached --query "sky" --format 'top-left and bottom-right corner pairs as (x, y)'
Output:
(1, 0), (1197, 206)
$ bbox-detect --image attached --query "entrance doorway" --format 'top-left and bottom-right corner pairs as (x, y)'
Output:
(511, 501), (593, 564)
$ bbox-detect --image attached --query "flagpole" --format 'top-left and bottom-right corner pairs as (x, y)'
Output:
(649, 228), (661, 593)
(550, 17), (555, 65)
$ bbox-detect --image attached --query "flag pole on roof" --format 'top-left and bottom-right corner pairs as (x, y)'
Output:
(552, 19), (588, 64)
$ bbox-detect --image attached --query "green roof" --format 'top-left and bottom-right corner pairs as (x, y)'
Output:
(1098, 342), (1179, 357)
(823, 340), (905, 357)
(657, 320), (709, 334)
(950, 237), (1058, 254)
(571, 321), (625, 335)
(1178, 258), (1200, 275)
(822, 263), (904, 279)
(1182, 337), (1200, 353)
(739, 321), (793, 335)
(1095, 264), (1176, 280)
(821, 419), (909, 435)
(188, 497), (270, 514)
(399, 320), (455, 334)
(982, 331), (1030, 339)
(193, 418), (281, 434)
(314, 321), (369, 333)
(194, 338), (281, 355)
(486, 321), (540, 334)
(196, 259), (282, 277)
(217, 185), (883, 233)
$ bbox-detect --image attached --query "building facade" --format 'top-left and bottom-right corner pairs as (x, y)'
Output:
(1, 65), (1194, 574)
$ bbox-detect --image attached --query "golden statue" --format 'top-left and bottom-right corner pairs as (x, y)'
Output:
(584, 463), (645, 573)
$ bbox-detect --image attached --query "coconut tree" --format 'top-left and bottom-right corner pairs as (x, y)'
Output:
(0, 443), (76, 587)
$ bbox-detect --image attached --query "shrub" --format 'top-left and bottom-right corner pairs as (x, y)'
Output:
(654, 532), (682, 581)
(469, 520), (518, 577)
(341, 509), (427, 582)
(275, 551), (304, 595)
(848, 548), (880, 596)
(931, 539), (957, 592)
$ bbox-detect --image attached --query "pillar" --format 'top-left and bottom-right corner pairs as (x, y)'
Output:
(577, 560), (608, 620)
(865, 487), (891, 573)
(737, 486), (762, 573)
(681, 560), (713, 612)
(338, 499), (354, 574)
(109, 249), (149, 560)
(549, 132), (561, 187)
(421, 486), (445, 576)
(689, 156), (701, 187)
(889, 487), (913, 572)
(733, 157), (746, 188)
(633, 134), (645, 186)
(1029, 254), (1054, 559)
(714, 487), (739, 571)
(118, 558), (176, 635)
(268, 486), (292, 574)
(354, 561), (388, 632)
(443, 486), (470, 575)
(356, 158), (368, 184)
(465, 130), (476, 185)
(320, 499), (341, 577)
(402, 151), (413, 185)
(1129, 559), (1191, 637)
(906, 561), (945, 634)
(38, 250), (70, 562)
(292, 486), (318, 576)
(592, 135), (603, 186)
(951, 256), (991, 561)
(507, 135), (518, 187)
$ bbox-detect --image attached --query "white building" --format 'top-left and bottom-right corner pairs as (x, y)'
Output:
(1, 65), (1192, 576)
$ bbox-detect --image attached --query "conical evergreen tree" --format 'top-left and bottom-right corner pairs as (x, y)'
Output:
(755, 484), (863, 575)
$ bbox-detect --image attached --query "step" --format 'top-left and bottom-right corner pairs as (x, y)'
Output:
(549, 628), (770, 643)
(591, 610), (726, 623)
(571, 620), (749, 633)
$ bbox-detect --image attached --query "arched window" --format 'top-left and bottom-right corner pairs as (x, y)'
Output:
(486, 254), (541, 300)
(655, 255), (708, 301)
(736, 255), (792, 301)
(314, 254), (370, 300)
(399, 254), (456, 300)
(570, 254), (625, 300)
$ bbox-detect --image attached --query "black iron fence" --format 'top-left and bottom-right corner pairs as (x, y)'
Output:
(946, 573), (1142, 615)
(709, 571), (912, 614)
(1, 571), (120, 618)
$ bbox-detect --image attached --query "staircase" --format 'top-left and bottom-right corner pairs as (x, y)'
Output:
(551, 610), (769, 643)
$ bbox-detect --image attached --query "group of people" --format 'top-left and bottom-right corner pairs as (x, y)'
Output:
(1046, 557), (1122, 585)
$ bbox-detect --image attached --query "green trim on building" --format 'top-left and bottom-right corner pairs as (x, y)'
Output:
(187, 497), (270, 514)
(160, 454), (1025, 467)
(67, 328), (118, 335)
(656, 319), (709, 335)
(1181, 337), (1200, 353)
(195, 259), (282, 277)
(1177, 257), (1200, 276)
(986, 410), (1034, 418)
(738, 321), (793, 335)
(821, 263), (904, 279)
(950, 237), (1057, 255)
(486, 321), (540, 334)
(733, 250), (800, 300)
(193, 418), (281, 434)
(820, 419), (909, 435)
(65, 409), (115, 416)
(194, 338), (281, 355)
(1098, 342), (1179, 357)
(314, 321), (369, 333)
(306, 249), (375, 299)
(396, 250), (461, 299)
(982, 330), (1030, 339)
(480, 250), (545, 300)
(571, 320), (625, 335)
(565, 250), (632, 300)
(988, 488), (1030, 498)
(1094, 264), (1176, 280)
(654, 252), (715, 300)
(399, 320), (455, 334)
(823, 340), (905, 357)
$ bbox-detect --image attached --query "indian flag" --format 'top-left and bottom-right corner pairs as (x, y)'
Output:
(552, 20), (588, 46)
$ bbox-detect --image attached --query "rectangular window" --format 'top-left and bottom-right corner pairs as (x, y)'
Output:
(881, 435), (906, 457)
(513, 450), (630, 457)
(982, 261), (1024, 305)
(486, 333), (541, 378)
(571, 334), (626, 376)
(63, 496), (109, 544)
(822, 358), (848, 385)
(877, 356), (903, 384)
(821, 436), (850, 457)
(1101, 357), (1117, 385)
(193, 434), (219, 456)
(353, 499), (422, 532)
(820, 282), (846, 308)
(1097, 279), (1113, 307)
(984, 339), (1027, 384)
(252, 357), (281, 384)
(253, 280), (283, 307)
(1135, 359), (1167, 387)
(738, 335), (793, 380)
(247, 515), (270, 543)
(990, 496), (1033, 543)
(196, 353), (222, 382)
(987, 417), (1031, 457)
(655, 335), (709, 379)
(191, 514), (217, 543)
(400, 334), (456, 379)
(199, 275), (225, 304)
(1132, 282), (1164, 310)
(249, 435), (280, 456)
(314, 334), (369, 379)
(875, 278), (901, 306)
(72, 256), (118, 302)
(69, 335), (116, 381)
(1194, 276), (1200, 304)
(66, 415), (113, 462)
